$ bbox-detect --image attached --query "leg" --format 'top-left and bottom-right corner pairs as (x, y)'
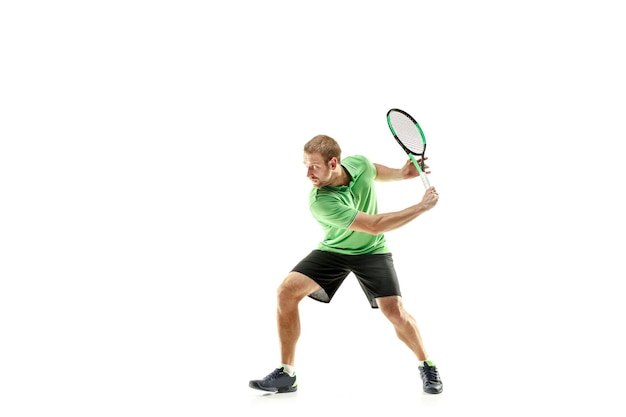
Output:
(251, 250), (348, 393)
(377, 295), (428, 361)
(378, 295), (443, 394)
(276, 271), (321, 366)
(249, 271), (320, 393)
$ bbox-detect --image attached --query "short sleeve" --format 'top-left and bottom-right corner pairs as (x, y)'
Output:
(310, 195), (358, 229)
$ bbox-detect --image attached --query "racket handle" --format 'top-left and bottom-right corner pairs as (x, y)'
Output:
(408, 153), (431, 189)
(420, 172), (431, 189)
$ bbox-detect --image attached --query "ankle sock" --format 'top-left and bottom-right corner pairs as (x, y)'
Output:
(280, 364), (295, 376)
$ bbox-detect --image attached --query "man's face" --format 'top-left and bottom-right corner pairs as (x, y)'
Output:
(303, 152), (333, 188)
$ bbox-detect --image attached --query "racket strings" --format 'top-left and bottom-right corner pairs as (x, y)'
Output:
(388, 112), (425, 154)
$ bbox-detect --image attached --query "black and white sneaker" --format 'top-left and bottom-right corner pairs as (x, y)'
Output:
(249, 367), (297, 393)
(419, 360), (443, 394)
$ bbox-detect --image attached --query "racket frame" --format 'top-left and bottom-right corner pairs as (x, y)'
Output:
(386, 108), (431, 189)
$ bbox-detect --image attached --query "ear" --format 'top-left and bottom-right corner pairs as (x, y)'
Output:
(330, 157), (337, 170)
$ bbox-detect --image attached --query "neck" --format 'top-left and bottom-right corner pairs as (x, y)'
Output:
(330, 165), (350, 187)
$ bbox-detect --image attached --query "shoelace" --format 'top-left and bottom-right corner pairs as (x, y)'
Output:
(421, 366), (441, 382)
(266, 368), (286, 381)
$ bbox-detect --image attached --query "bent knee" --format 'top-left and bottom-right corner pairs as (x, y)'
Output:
(378, 297), (407, 322)
(277, 272), (320, 304)
(381, 307), (404, 324)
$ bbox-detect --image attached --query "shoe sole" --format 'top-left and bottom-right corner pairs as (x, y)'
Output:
(424, 387), (443, 394)
(249, 381), (297, 393)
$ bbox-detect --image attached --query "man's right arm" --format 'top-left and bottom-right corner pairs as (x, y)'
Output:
(348, 187), (439, 235)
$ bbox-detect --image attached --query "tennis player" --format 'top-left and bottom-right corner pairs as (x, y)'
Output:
(249, 134), (443, 394)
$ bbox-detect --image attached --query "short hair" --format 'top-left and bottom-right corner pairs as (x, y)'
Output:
(304, 135), (341, 163)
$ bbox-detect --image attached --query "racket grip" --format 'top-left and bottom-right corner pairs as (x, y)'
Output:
(409, 153), (431, 189)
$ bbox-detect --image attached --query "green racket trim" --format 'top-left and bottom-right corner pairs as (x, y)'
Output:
(408, 153), (431, 189)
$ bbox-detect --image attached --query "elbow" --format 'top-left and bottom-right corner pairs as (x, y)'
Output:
(367, 223), (384, 235)
(360, 219), (384, 235)
(350, 213), (384, 235)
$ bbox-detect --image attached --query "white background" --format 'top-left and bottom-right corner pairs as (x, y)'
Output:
(1, 1), (624, 416)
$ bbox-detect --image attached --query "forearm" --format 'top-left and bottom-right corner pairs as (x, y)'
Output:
(373, 163), (404, 181)
(350, 203), (429, 235)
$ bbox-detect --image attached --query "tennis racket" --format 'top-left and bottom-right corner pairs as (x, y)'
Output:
(386, 108), (431, 189)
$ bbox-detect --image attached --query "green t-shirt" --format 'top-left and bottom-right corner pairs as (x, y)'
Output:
(309, 155), (389, 255)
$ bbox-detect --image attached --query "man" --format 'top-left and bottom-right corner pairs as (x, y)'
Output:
(249, 134), (443, 394)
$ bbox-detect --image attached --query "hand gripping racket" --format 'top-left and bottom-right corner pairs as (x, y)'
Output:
(386, 108), (431, 189)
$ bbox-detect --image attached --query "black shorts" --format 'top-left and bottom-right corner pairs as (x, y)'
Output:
(291, 249), (401, 309)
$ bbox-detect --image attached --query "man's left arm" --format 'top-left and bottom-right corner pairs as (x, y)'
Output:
(374, 159), (425, 181)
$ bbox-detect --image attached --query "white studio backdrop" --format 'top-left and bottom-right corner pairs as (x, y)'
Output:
(1, 1), (624, 416)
